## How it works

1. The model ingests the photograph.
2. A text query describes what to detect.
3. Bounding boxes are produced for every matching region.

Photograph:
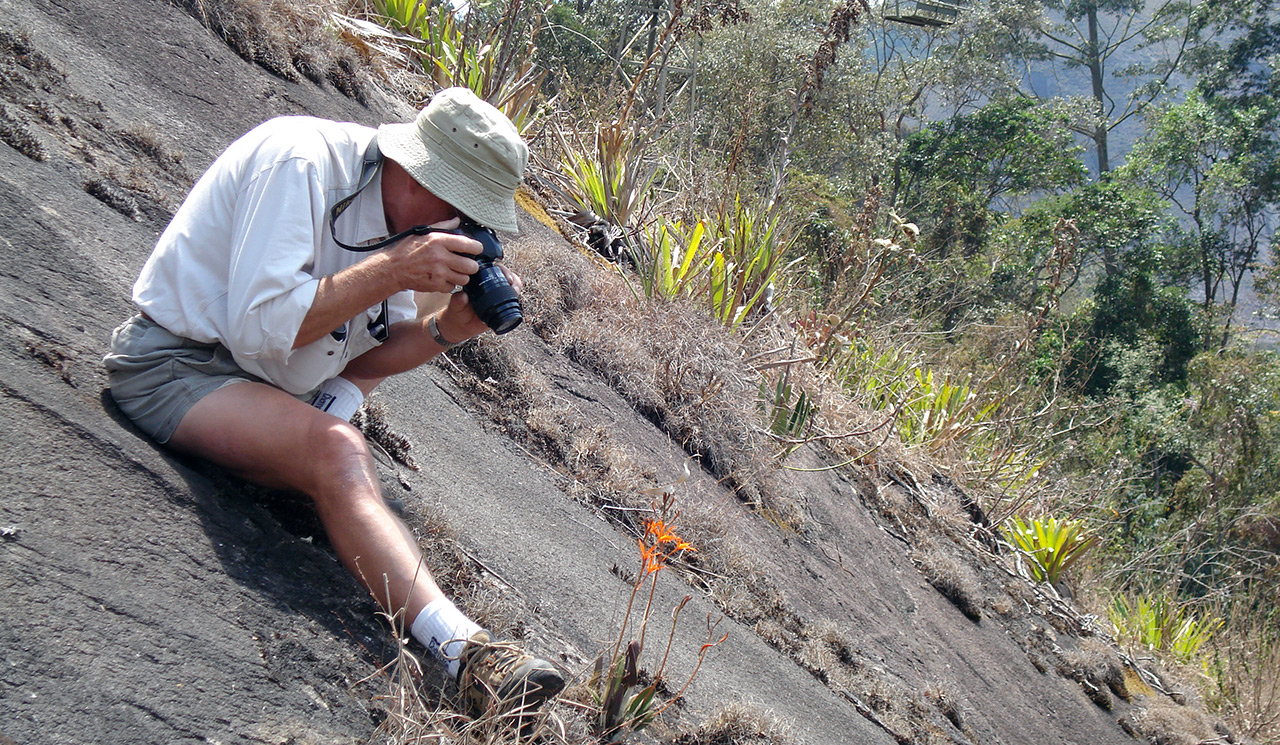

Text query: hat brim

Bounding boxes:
[378,122,520,233]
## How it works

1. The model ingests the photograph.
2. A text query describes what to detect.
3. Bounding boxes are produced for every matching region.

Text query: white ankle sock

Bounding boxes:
[309,376,364,421]
[411,597,482,678]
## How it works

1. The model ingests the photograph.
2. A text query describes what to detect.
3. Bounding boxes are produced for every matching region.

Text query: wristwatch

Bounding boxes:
[428,315,456,349]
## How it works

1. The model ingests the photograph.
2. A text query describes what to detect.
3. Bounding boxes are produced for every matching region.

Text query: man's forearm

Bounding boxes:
[294,253,405,350]
[294,228,483,350]
[339,317,449,381]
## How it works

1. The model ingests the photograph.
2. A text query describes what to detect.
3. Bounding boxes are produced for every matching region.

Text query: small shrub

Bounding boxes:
[554,119,659,251]
[1002,514,1097,585]
[1119,698,1219,745]
[1057,640,1124,710]
[1109,594,1222,665]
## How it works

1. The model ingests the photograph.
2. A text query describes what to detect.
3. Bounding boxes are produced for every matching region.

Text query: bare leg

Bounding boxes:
[169,381,442,623]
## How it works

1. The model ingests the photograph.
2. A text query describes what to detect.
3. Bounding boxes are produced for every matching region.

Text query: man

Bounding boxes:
[104,88,565,717]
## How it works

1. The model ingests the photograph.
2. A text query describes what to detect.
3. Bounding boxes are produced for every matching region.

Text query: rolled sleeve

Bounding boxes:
[386,289,418,325]
[223,158,327,363]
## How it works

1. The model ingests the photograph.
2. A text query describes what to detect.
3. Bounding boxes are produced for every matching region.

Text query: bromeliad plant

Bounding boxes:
[636,218,716,300]
[367,0,545,132]
[1003,514,1097,586]
[707,197,798,330]
[1109,594,1223,665]
[555,118,662,252]
[593,492,728,742]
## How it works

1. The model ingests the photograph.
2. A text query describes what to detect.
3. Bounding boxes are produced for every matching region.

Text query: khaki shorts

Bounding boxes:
[104,315,266,444]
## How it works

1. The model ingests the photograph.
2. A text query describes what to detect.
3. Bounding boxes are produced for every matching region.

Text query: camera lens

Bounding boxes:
[465,263,523,334]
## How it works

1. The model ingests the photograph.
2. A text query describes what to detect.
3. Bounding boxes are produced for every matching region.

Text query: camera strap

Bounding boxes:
[326,136,403,341]
[328,135,464,253]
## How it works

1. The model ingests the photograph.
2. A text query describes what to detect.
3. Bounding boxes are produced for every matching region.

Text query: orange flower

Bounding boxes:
[638,519,696,576]
[638,538,661,575]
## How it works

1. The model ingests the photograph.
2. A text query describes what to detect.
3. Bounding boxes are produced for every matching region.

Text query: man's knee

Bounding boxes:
[304,418,377,491]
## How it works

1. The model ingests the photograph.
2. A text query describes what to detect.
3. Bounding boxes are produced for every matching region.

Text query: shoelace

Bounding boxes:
[471,639,530,681]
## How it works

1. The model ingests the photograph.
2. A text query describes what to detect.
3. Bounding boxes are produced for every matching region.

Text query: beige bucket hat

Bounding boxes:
[378,87,528,233]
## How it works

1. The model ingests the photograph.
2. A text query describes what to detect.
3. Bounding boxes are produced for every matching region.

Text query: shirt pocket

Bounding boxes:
[343,301,389,362]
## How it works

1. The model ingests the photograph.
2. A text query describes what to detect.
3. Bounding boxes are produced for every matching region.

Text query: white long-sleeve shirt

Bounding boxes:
[134,116,416,395]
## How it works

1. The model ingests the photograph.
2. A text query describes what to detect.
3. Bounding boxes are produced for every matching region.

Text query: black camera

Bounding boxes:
[457,219,522,335]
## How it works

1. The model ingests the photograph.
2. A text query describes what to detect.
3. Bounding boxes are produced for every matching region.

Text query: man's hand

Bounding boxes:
[386,217,484,294]
[339,264,523,382]
[432,265,524,345]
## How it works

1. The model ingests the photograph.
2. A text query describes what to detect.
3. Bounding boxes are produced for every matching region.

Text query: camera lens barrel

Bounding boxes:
[457,220,523,335]
[465,264,522,334]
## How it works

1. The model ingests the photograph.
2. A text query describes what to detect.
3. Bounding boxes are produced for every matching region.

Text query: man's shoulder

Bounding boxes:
[253,116,373,140]
[230,117,375,171]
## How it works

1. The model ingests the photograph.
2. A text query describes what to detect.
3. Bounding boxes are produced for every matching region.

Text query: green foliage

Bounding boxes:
[895,368,1002,448]
[829,338,1016,462]
[1109,594,1222,664]
[1096,349,1280,601]
[706,197,795,330]
[636,218,714,300]
[597,641,659,741]
[899,96,1087,207]
[827,338,920,398]
[1004,179,1201,396]
[1003,515,1097,585]
[1085,274,1200,396]
[368,0,545,131]
[1189,0,1280,113]
[1025,0,1197,172]
[534,2,609,93]
[762,376,818,438]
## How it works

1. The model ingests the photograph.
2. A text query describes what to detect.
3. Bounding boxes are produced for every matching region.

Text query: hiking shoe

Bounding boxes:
[455,630,565,717]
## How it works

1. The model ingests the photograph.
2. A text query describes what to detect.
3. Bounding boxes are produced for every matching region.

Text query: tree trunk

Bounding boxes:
[646,0,662,60]
[1086,6,1110,173]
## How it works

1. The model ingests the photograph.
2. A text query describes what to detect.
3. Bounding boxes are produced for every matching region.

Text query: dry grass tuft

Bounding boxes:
[119,123,187,179]
[508,236,596,337]
[922,683,967,734]
[669,701,798,745]
[558,294,802,526]
[1056,639,1123,710]
[911,543,984,622]
[0,105,46,161]
[354,400,419,470]
[177,0,370,102]
[83,176,141,220]
[1118,698,1221,745]
[510,231,806,527]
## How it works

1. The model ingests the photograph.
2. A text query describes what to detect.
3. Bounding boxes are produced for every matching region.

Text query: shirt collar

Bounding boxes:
[348,163,389,246]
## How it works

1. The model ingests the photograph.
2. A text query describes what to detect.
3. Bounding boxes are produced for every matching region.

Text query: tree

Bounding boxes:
[1007,178,1198,393]
[897,96,1088,255]
[1120,90,1279,348]
[1026,0,1202,173]
[1188,0,1280,111]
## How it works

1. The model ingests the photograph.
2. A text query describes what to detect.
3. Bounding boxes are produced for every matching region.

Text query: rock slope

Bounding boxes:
[0,1,1209,743]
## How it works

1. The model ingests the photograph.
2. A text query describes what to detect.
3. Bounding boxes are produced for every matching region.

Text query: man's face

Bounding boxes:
[383,159,458,233]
